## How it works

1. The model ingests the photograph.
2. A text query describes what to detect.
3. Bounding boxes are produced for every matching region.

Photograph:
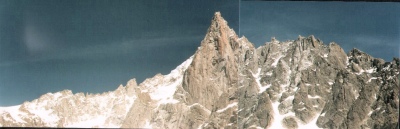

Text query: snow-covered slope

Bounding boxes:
[0,56,194,128]
[139,55,193,106]
[0,87,135,127]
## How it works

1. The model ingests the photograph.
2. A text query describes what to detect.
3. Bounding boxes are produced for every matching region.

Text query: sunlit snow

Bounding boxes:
[320,112,326,117]
[0,105,26,123]
[143,120,152,128]
[269,101,296,129]
[323,54,328,58]
[368,77,377,83]
[272,55,283,67]
[308,95,321,99]
[146,56,193,106]
[249,68,271,94]
[216,102,238,113]
[298,114,322,129]
[66,115,109,128]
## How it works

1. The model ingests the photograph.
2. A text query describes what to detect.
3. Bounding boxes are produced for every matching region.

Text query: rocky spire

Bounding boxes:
[209,12,229,33]
[181,11,240,112]
[201,12,238,56]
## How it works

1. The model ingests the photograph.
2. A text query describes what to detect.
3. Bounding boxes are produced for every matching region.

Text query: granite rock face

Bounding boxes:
[1,12,398,129]
[121,12,241,129]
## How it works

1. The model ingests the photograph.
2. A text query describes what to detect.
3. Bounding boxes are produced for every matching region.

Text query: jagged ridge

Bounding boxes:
[0,12,398,129]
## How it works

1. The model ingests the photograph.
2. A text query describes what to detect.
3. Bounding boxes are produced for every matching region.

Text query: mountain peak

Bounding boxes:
[214,11,222,19]
[1,12,398,129]
[209,12,230,33]
[181,12,240,111]
[212,12,224,24]
[199,12,238,57]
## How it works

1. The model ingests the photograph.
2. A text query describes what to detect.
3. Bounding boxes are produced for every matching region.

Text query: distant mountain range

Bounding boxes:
[1,12,398,129]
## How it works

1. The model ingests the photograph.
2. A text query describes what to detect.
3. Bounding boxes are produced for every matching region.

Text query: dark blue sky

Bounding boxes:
[240,1,399,61]
[0,0,238,106]
[0,1,399,106]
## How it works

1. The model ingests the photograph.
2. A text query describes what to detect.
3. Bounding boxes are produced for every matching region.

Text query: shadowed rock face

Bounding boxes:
[1,12,398,129]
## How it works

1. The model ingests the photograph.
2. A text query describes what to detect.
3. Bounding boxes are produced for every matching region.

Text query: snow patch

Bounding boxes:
[250,68,270,93]
[272,55,283,67]
[285,95,295,101]
[298,107,306,111]
[323,54,328,58]
[365,68,376,73]
[150,79,181,105]
[216,102,238,113]
[368,77,377,83]
[356,69,365,75]
[28,105,58,125]
[188,103,211,114]
[354,90,359,99]
[248,125,264,129]
[125,95,137,115]
[308,95,321,99]
[269,101,296,129]
[146,56,194,106]
[143,120,153,128]
[52,92,63,99]
[382,65,391,71]
[298,114,322,129]
[293,87,299,92]
[0,105,26,123]
[66,115,108,128]
[259,84,271,94]
[368,111,373,116]
[265,71,273,76]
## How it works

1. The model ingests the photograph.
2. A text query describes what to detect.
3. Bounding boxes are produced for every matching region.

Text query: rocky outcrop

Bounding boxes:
[0,12,398,129]
[235,32,398,129]
[121,12,241,129]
